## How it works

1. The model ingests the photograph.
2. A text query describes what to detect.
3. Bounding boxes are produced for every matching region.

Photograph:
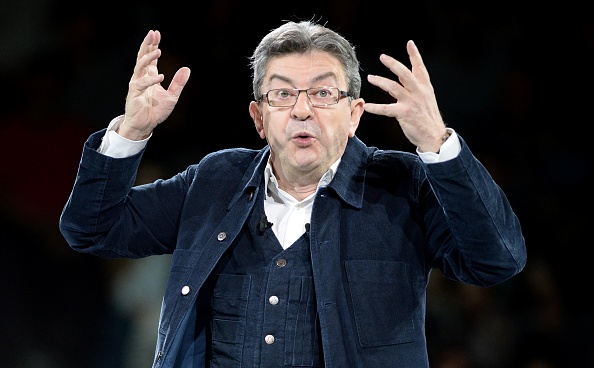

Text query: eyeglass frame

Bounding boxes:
[258,87,352,107]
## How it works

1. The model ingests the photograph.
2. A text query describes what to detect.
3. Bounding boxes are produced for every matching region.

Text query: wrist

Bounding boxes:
[419,131,450,153]
[117,122,152,141]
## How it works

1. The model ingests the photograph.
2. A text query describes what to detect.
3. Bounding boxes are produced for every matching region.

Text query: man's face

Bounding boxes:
[249,51,364,182]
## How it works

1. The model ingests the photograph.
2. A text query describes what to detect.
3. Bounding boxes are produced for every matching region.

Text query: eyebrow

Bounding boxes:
[267,71,339,87]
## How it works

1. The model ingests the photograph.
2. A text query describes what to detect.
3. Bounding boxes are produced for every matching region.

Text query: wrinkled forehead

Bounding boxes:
[263,51,347,89]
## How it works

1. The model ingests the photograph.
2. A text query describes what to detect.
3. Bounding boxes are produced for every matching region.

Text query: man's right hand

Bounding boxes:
[118,30,191,141]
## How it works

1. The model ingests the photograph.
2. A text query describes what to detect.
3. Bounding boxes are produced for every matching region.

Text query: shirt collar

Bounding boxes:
[264,157,341,199]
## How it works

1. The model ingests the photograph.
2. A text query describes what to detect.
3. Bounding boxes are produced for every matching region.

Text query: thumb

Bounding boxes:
[168,67,191,97]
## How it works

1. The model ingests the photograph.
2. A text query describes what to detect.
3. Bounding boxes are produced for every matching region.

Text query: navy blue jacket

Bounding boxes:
[60,130,526,367]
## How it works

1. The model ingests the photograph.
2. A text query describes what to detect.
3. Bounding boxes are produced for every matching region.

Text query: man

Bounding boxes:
[60,20,526,367]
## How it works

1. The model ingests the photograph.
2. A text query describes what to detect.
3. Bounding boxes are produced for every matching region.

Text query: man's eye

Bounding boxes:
[277,90,292,98]
[317,89,329,98]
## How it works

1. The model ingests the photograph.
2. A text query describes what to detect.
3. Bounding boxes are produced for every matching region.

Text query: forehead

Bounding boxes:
[264,50,346,87]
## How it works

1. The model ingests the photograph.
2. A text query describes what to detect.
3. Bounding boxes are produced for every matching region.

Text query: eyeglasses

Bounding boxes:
[260,87,351,107]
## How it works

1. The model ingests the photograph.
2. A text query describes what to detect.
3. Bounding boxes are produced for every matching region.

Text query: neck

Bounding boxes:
[271,163,322,201]
[276,178,318,202]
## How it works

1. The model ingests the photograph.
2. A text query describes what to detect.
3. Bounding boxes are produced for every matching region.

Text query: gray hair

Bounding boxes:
[249,20,361,101]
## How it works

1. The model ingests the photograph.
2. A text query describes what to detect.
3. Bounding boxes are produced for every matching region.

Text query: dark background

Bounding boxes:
[1,1,592,367]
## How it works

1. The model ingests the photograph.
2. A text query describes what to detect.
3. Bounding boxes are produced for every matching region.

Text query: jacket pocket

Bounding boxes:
[210,274,251,367]
[211,273,251,342]
[345,260,414,347]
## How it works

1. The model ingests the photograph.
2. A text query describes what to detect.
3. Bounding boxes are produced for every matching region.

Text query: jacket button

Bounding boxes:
[264,334,275,344]
[181,285,190,295]
[268,295,279,305]
[217,232,227,241]
[276,258,287,267]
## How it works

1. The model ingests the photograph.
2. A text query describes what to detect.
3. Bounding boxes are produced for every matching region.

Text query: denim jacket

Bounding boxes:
[60,130,526,367]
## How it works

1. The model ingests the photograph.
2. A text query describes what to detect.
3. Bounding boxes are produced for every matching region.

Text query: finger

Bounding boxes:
[128,73,165,99]
[366,73,406,101]
[362,102,399,117]
[152,30,161,69]
[129,51,164,95]
[134,73,165,92]
[377,53,414,87]
[407,40,430,84]
[136,30,161,71]
[132,48,162,79]
[167,67,191,98]
[137,30,154,61]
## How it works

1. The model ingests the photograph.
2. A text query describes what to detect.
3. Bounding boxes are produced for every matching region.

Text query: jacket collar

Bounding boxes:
[326,136,368,210]
[228,137,369,210]
[227,146,270,210]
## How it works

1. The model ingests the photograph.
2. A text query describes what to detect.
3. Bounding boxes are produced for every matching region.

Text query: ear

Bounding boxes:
[249,101,266,139]
[348,98,365,138]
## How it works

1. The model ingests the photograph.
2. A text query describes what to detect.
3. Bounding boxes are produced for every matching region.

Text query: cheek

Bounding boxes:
[262,119,285,144]
[331,114,355,139]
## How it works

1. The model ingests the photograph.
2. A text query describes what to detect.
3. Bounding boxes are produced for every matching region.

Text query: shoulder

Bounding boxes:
[184,147,267,179]
[348,136,421,171]
[200,147,262,165]
[365,146,423,177]
[367,147,419,166]
[343,137,426,190]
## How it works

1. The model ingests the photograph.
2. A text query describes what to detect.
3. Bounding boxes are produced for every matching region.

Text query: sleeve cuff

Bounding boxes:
[98,115,150,158]
[417,128,460,164]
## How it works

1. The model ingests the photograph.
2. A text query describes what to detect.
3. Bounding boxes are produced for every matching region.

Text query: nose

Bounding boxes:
[291,90,312,120]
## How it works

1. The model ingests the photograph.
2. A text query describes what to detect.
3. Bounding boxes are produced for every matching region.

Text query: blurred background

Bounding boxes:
[1,1,592,367]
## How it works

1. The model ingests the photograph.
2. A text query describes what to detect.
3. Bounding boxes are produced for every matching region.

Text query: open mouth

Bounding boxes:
[292,132,315,146]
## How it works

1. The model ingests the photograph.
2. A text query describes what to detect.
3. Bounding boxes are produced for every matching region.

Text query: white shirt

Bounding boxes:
[99,115,461,249]
[263,158,338,249]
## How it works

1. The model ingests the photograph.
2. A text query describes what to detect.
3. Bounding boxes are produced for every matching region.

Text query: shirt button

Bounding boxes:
[264,335,275,344]
[181,285,190,295]
[276,259,287,267]
[217,232,227,241]
[268,295,279,305]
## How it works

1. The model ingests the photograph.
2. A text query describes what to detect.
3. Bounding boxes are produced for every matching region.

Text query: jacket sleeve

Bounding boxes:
[422,135,527,287]
[59,130,189,259]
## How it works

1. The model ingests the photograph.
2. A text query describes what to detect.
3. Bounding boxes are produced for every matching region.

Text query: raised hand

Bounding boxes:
[119,30,191,141]
[364,41,448,153]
